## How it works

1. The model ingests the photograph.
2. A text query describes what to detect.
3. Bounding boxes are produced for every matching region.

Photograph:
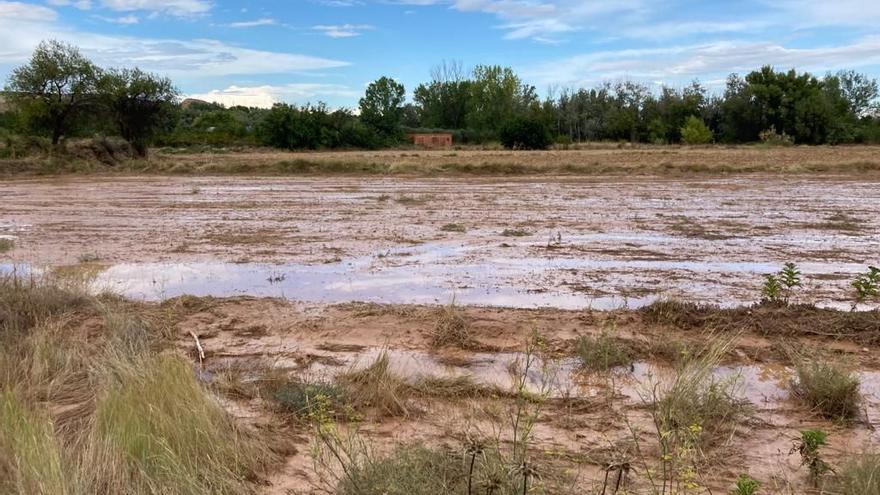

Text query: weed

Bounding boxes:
[828,451,880,495]
[430,300,474,349]
[762,263,802,304]
[792,361,861,420]
[440,223,467,233]
[501,228,531,237]
[338,351,409,417]
[271,380,348,418]
[731,474,760,495]
[574,330,633,372]
[852,266,880,309]
[794,429,831,486]
[77,252,101,263]
[0,238,13,253]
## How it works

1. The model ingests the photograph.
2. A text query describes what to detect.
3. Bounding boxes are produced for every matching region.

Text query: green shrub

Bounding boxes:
[680,116,713,144]
[271,381,348,418]
[499,116,551,150]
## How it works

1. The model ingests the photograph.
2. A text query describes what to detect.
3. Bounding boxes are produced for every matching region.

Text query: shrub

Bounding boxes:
[574,331,633,371]
[792,361,861,420]
[337,444,467,495]
[499,116,552,150]
[680,116,713,144]
[0,238,13,253]
[338,351,409,416]
[759,126,795,146]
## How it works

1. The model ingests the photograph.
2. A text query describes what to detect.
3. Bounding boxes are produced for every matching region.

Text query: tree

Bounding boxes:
[359,77,406,137]
[6,40,100,144]
[834,70,879,117]
[680,116,713,144]
[499,116,551,150]
[99,68,178,156]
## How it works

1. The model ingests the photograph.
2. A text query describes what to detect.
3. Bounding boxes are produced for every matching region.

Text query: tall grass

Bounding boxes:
[338,351,410,417]
[828,452,880,495]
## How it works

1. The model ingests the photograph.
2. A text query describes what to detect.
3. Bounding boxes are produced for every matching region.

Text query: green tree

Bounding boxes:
[6,40,100,144]
[680,115,713,144]
[499,116,551,150]
[99,68,178,156]
[359,77,406,137]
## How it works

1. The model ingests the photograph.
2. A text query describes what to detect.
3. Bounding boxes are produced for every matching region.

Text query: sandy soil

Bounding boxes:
[1,174,878,307]
[164,297,880,494]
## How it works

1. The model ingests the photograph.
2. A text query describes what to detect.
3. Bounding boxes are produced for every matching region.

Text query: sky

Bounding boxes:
[1,0,880,109]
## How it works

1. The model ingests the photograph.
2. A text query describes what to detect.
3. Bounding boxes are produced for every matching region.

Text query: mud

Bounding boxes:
[2,175,879,308]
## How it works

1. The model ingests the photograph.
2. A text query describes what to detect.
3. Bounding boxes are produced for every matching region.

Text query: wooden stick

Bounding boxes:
[189,331,205,368]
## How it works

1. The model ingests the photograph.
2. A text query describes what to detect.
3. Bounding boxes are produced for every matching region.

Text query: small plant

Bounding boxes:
[574,330,633,372]
[440,223,467,233]
[272,381,348,418]
[792,360,861,420]
[851,266,880,309]
[680,116,713,145]
[501,228,531,237]
[731,474,760,495]
[338,351,409,417]
[761,263,802,304]
[0,238,14,253]
[794,429,831,486]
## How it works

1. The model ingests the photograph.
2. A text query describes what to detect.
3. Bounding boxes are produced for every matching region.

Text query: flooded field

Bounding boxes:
[2,175,879,309]
[2,170,880,494]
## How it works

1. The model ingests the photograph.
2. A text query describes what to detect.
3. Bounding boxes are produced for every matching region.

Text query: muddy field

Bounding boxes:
[2,160,880,494]
[1,174,878,308]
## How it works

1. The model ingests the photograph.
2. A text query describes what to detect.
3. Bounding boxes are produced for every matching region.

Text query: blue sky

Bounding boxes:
[1,0,879,108]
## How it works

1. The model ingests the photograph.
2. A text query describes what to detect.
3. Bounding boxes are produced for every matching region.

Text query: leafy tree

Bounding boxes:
[680,116,713,144]
[99,68,178,156]
[6,40,100,144]
[499,116,551,150]
[359,77,406,137]
[468,65,538,133]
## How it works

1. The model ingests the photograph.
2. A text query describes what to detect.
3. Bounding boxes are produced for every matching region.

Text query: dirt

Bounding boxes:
[2,174,879,308]
[2,165,880,493]
[161,297,880,494]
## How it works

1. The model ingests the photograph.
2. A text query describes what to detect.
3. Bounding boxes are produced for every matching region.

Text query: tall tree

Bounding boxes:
[6,40,100,144]
[99,68,178,156]
[359,77,406,136]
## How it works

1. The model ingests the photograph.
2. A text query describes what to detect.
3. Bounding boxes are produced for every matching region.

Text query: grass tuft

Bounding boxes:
[338,351,410,417]
[792,361,861,420]
[829,452,880,495]
[271,380,349,418]
[0,238,13,254]
[439,223,467,233]
[574,331,633,371]
[430,300,474,349]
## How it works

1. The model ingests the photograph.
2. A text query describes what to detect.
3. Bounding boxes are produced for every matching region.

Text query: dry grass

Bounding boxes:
[7,146,880,177]
[429,300,474,349]
[0,274,276,494]
[792,361,861,420]
[574,331,634,371]
[828,452,880,495]
[338,351,410,417]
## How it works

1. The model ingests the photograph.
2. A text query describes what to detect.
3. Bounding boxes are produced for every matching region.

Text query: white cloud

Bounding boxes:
[0,16,350,79]
[94,13,139,23]
[312,23,373,38]
[47,0,93,9]
[98,0,211,16]
[770,0,880,27]
[524,36,880,88]
[187,83,359,108]
[226,18,276,28]
[0,1,58,21]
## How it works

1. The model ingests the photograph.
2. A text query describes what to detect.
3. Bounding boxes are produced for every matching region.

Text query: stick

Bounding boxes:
[189,331,205,368]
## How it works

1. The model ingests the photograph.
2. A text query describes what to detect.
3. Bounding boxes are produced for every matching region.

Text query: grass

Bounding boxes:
[439,223,467,233]
[0,274,276,494]
[430,300,474,349]
[409,374,498,399]
[501,228,531,237]
[336,444,467,495]
[271,380,349,418]
[0,238,13,253]
[338,351,410,417]
[651,337,748,448]
[574,331,634,371]
[828,452,880,495]
[792,361,861,420]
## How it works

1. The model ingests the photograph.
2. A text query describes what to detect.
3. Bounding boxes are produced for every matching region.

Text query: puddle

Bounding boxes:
[1,240,873,310]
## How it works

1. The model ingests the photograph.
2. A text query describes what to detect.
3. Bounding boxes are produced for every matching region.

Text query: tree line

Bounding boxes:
[2,40,879,155]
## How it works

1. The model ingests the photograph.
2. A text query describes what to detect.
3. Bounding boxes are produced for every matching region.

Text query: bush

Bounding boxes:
[271,381,348,418]
[829,452,880,495]
[680,115,713,144]
[499,116,551,150]
[792,361,861,420]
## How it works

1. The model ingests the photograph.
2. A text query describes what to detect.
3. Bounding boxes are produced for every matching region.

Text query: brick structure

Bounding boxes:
[408,133,453,148]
